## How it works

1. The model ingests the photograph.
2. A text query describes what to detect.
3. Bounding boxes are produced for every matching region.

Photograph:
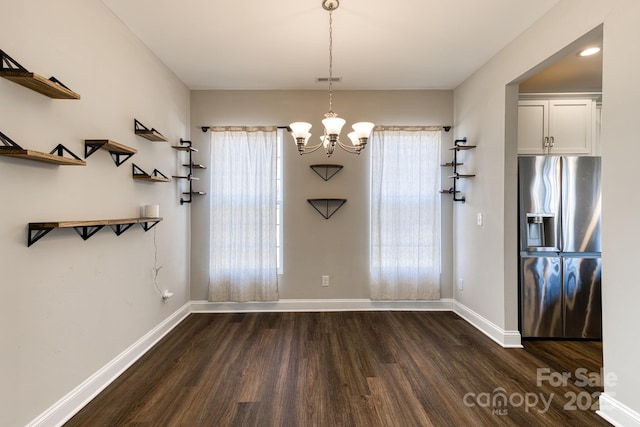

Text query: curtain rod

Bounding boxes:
[202,125,451,132]
[201,126,279,132]
[374,125,451,132]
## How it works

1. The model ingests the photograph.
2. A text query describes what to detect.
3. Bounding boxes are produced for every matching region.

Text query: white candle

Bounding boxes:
[144,204,159,218]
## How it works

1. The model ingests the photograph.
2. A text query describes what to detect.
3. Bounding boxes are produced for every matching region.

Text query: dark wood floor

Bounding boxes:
[65,312,609,426]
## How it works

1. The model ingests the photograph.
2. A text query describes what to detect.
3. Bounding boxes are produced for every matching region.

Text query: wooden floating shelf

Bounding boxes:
[440,189,461,194]
[0,50,80,99]
[134,119,167,141]
[449,174,476,179]
[84,139,137,166]
[133,175,170,182]
[132,163,170,182]
[441,162,463,167]
[172,175,200,181]
[182,191,206,196]
[135,129,167,141]
[0,71,81,99]
[0,147,85,166]
[172,145,197,152]
[449,145,477,151]
[183,163,206,169]
[28,217,163,246]
[0,131,85,166]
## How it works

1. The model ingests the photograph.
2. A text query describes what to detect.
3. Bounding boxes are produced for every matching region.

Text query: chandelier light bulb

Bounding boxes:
[322,116,346,137]
[347,132,360,146]
[352,122,375,139]
[289,122,312,139]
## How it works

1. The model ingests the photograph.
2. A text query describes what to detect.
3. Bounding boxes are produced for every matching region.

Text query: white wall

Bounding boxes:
[453,0,640,421]
[599,0,640,421]
[0,1,190,425]
[189,90,453,301]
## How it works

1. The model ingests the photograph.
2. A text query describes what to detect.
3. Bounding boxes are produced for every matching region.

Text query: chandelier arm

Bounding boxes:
[336,139,362,154]
[298,142,324,155]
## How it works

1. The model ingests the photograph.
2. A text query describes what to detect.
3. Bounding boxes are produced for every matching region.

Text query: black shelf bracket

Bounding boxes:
[109,151,134,167]
[84,141,134,167]
[140,219,161,232]
[0,130,23,149]
[310,164,343,181]
[111,222,136,236]
[0,49,28,72]
[74,225,104,241]
[27,226,54,247]
[49,144,83,161]
[307,198,347,220]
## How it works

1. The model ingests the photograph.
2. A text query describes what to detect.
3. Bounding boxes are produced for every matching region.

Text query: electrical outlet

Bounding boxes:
[457,279,464,291]
[477,212,483,226]
[322,275,330,287]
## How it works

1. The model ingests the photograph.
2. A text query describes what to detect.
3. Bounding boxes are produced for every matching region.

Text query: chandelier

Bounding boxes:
[289,0,374,157]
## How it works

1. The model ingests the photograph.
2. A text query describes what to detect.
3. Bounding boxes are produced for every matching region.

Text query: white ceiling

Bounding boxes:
[102,0,561,90]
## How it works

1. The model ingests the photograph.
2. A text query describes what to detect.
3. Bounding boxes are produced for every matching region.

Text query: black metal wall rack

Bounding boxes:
[172,139,206,204]
[440,137,476,203]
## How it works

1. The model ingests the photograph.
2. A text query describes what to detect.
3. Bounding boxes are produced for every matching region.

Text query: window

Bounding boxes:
[369,129,441,300]
[208,127,279,302]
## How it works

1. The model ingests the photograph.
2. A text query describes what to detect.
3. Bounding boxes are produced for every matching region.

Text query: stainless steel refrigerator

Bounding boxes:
[518,156,602,339]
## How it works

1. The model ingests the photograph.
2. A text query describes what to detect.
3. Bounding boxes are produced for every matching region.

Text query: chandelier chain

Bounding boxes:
[328,8,333,114]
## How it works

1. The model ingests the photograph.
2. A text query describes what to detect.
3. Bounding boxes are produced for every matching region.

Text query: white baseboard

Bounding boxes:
[27,302,192,427]
[190,298,454,313]
[598,393,640,427]
[453,300,523,348]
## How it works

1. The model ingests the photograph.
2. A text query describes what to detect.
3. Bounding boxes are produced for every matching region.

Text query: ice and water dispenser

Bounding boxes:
[525,213,556,250]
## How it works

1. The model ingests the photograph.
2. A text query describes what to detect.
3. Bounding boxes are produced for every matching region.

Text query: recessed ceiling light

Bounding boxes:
[579,47,601,57]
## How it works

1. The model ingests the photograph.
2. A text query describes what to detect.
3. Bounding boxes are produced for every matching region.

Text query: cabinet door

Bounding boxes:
[517,100,548,154]
[548,99,593,154]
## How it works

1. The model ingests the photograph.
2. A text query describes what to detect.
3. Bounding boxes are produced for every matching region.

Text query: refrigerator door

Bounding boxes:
[518,156,561,252]
[561,156,601,253]
[520,254,563,338]
[563,256,602,339]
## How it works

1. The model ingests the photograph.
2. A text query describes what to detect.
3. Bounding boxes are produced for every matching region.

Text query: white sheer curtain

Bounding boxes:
[370,128,441,300]
[209,127,279,302]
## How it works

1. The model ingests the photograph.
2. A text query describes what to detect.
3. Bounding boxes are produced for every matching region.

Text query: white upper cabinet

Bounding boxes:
[518,98,596,155]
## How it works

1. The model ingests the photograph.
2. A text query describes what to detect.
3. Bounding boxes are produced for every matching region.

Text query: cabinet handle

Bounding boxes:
[543,136,549,148]
[549,136,555,147]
